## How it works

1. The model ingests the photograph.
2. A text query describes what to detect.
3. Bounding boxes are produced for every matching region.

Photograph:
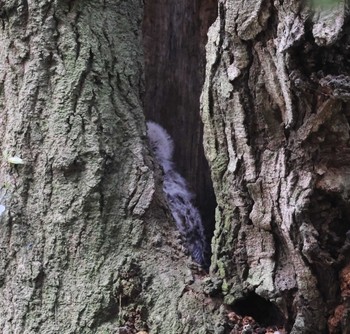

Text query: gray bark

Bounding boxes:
[201,0,350,332]
[1,0,350,333]
[0,1,219,333]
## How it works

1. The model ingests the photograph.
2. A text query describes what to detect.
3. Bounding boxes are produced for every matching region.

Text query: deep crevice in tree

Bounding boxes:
[307,190,350,306]
[232,292,286,328]
[289,21,350,78]
[142,0,218,263]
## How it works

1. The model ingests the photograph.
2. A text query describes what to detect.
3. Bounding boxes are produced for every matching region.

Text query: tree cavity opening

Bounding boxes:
[231,292,285,327]
[142,0,218,266]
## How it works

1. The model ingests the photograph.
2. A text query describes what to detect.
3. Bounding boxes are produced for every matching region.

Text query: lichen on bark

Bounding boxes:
[1,0,350,333]
[201,0,350,332]
[0,1,220,333]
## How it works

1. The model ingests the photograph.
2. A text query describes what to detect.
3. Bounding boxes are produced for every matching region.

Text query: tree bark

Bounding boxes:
[201,0,350,332]
[0,1,218,333]
[1,0,350,333]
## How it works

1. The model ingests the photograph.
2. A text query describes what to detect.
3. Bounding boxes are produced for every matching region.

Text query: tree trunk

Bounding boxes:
[1,0,350,333]
[201,0,350,332]
[0,1,218,333]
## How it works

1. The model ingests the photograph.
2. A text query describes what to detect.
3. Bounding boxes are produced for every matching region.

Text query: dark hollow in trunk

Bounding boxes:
[143,0,218,249]
[232,292,286,328]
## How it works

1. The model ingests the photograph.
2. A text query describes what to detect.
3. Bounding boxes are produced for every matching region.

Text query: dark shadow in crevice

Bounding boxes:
[232,292,285,327]
[143,0,218,265]
[306,190,350,306]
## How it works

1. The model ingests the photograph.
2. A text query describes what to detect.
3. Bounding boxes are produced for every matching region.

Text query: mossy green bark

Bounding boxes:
[0,1,221,333]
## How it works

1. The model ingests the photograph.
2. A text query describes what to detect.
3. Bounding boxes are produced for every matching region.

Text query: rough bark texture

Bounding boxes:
[0,1,220,333]
[201,0,350,332]
[2,0,350,333]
